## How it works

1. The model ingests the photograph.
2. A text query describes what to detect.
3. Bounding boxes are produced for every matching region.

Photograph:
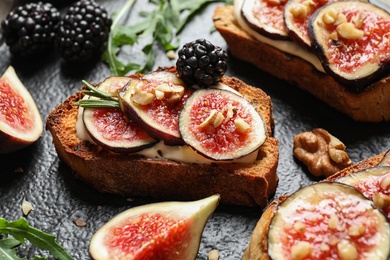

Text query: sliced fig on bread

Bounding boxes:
[268,182,390,259]
[119,71,193,145]
[179,88,267,161]
[241,0,290,40]
[284,0,337,49]
[308,1,390,91]
[337,166,390,220]
[83,77,157,153]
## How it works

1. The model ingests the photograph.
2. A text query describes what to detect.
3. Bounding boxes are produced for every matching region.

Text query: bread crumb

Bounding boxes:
[166,50,176,60]
[22,200,33,216]
[15,167,24,173]
[208,249,219,260]
[72,218,87,227]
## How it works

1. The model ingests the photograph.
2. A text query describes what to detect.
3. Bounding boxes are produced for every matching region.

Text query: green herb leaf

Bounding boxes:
[75,99,121,109]
[103,0,231,76]
[0,218,73,260]
[0,238,23,260]
[74,80,121,109]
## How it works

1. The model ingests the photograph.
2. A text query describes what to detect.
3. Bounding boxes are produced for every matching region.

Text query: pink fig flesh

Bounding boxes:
[89,194,220,260]
[0,66,43,153]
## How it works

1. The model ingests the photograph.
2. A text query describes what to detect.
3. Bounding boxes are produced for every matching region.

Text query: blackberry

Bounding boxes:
[1,2,60,57]
[176,39,228,88]
[55,0,111,62]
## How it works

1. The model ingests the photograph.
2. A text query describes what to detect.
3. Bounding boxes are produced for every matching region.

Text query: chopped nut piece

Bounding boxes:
[155,89,165,100]
[224,104,236,122]
[213,112,225,128]
[72,218,87,227]
[154,84,185,104]
[320,243,330,251]
[348,225,365,237]
[328,214,339,229]
[322,8,339,24]
[290,4,308,19]
[337,240,358,260]
[199,109,218,128]
[291,241,312,260]
[208,249,219,260]
[155,83,172,93]
[380,174,390,190]
[337,22,364,40]
[294,221,306,232]
[131,90,155,105]
[22,200,33,216]
[303,0,315,12]
[353,12,364,28]
[334,13,347,26]
[372,192,390,211]
[293,128,353,177]
[234,117,250,133]
[166,50,176,60]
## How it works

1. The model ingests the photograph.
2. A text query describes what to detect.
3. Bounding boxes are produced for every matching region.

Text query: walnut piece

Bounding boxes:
[293,128,353,177]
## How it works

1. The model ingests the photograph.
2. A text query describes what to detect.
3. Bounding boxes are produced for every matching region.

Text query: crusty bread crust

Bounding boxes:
[242,151,388,258]
[213,5,390,122]
[46,69,279,207]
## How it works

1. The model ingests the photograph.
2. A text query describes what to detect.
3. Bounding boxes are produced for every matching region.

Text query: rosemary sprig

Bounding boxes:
[74,80,121,109]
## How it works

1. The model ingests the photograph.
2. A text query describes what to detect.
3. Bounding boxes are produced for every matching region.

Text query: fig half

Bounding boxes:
[308,1,390,91]
[241,0,290,40]
[119,71,193,145]
[268,182,390,260]
[0,66,43,153]
[179,88,267,161]
[89,194,220,260]
[83,77,157,154]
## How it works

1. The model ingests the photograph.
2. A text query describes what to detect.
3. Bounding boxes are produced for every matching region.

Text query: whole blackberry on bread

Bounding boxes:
[1,2,60,57]
[55,0,111,62]
[176,39,228,88]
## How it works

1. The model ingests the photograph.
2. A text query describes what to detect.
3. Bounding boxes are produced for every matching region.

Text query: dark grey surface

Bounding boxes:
[0,1,389,259]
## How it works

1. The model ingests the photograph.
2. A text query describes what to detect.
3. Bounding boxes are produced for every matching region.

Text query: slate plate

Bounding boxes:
[0,1,389,259]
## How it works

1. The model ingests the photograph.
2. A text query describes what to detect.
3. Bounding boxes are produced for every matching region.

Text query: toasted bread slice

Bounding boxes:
[213,5,390,122]
[46,69,279,207]
[242,151,389,259]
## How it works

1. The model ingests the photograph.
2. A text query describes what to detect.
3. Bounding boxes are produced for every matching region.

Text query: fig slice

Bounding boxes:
[83,76,158,153]
[179,88,267,161]
[284,0,337,49]
[119,71,193,146]
[241,0,290,40]
[0,66,43,153]
[268,182,390,260]
[89,194,220,260]
[336,166,390,220]
[308,1,390,91]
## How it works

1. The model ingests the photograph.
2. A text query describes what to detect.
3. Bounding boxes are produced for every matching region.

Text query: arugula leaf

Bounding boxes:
[0,238,23,260]
[103,0,231,76]
[0,218,73,260]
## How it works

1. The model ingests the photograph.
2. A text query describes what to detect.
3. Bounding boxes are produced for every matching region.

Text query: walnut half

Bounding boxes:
[293,128,353,177]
